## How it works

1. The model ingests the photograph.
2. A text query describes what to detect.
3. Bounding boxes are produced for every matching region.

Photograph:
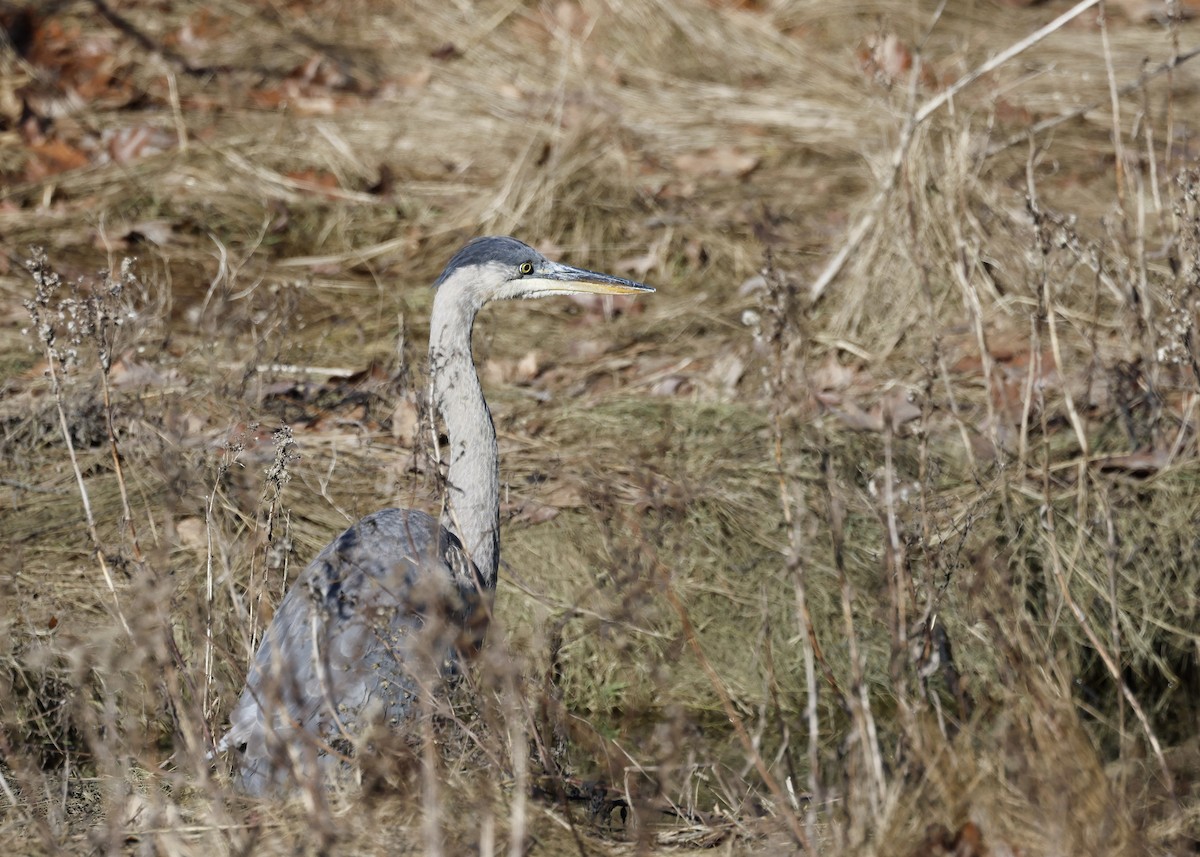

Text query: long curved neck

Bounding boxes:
[428,286,499,587]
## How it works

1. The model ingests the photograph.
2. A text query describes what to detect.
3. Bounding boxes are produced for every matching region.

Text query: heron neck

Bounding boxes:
[428,289,499,587]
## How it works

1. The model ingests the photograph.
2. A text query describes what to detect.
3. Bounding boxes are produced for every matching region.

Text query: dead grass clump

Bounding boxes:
[4,1,1200,855]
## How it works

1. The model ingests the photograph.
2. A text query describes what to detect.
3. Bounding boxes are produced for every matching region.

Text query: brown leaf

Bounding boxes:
[817,392,884,432]
[904,821,987,857]
[709,352,745,396]
[168,9,232,54]
[430,42,461,61]
[285,169,343,198]
[515,350,542,384]
[650,376,689,396]
[810,355,859,393]
[390,396,420,444]
[518,503,561,524]
[24,138,89,180]
[507,483,584,524]
[545,483,584,508]
[389,67,432,96]
[103,126,177,165]
[874,386,922,431]
[113,220,175,247]
[674,146,759,179]
[567,292,645,322]
[567,339,608,361]
[176,517,207,551]
[857,33,913,85]
[857,33,938,90]
[1094,450,1168,478]
[483,358,513,386]
[287,54,350,90]
[108,356,179,388]
[24,16,136,109]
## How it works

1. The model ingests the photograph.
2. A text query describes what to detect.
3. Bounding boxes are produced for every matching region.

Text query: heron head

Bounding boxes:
[434,236,654,307]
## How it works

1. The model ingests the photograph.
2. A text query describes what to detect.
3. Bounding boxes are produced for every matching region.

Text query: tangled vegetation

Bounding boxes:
[1,1,1199,854]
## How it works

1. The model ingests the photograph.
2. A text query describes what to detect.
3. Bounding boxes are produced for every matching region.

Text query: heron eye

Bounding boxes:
[518,261,534,275]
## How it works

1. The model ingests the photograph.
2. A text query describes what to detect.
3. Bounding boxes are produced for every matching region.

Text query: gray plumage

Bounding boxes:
[219,236,653,794]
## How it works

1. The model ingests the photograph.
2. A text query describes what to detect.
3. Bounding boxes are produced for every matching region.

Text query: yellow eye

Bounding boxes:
[519,261,534,275]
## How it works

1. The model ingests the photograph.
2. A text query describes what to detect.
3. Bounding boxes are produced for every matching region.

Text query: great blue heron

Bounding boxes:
[218,236,654,794]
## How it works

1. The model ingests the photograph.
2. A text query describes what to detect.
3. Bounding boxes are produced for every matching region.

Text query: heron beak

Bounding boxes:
[537,261,655,295]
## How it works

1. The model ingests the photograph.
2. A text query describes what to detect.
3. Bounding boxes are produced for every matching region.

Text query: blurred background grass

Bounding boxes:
[2,0,1200,853]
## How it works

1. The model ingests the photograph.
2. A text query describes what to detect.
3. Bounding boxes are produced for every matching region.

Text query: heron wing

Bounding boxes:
[221,508,488,794]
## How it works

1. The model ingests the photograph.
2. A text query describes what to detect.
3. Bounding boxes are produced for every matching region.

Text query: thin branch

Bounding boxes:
[47,349,132,638]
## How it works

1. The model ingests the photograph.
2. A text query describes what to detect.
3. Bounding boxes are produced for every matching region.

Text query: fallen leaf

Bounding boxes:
[816,386,920,434]
[168,9,233,54]
[288,54,350,90]
[518,502,561,524]
[650,375,689,396]
[430,42,461,61]
[567,292,645,322]
[24,138,89,180]
[391,66,432,95]
[23,15,137,109]
[675,146,759,179]
[103,125,177,165]
[285,169,343,198]
[857,33,913,86]
[811,355,860,393]
[515,350,542,383]
[738,274,767,296]
[857,33,939,90]
[506,482,585,524]
[117,220,175,247]
[108,356,180,388]
[391,396,420,443]
[567,339,608,361]
[1094,450,1168,477]
[176,517,207,550]
[484,358,513,386]
[616,250,659,280]
[817,392,883,432]
[876,385,922,430]
[904,821,987,857]
[709,352,745,396]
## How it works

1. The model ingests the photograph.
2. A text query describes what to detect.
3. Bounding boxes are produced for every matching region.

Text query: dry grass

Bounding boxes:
[2,0,1200,854]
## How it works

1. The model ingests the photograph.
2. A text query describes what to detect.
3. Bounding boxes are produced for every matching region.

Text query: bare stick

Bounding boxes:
[505,665,528,857]
[827,456,886,822]
[43,345,132,638]
[98,357,142,562]
[1099,3,1128,212]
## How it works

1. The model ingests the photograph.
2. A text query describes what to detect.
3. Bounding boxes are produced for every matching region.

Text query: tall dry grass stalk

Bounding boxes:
[3,1,1200,855]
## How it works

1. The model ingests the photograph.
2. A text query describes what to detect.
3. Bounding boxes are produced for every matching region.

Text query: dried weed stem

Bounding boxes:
[22,249,132,637]
[657,568,811,851]
[810,0,1102,302]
